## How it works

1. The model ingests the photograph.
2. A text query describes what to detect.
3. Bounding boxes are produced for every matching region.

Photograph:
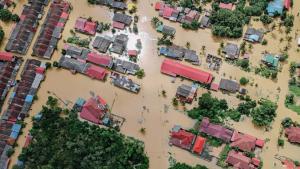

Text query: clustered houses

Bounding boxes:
[0,52,22,105]
[91,0,127,10]
[0,0,12,9]
[0,59,46,168]
[93,34,129,55]
[169,125,208,157]
[160,59,213,85]
[5,0,48,54]
[199,118,264,169]
[159,45,199,65]
[154,1,200,24]
[112,13,133,30]
[156,23,176,36]
[110,72,140,93]
[176,84,197,103]
[74,17,97,36]
[32,0,71,59]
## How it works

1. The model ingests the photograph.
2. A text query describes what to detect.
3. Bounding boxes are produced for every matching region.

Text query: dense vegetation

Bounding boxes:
[18,97,149,169]
[169,162,208,169]
[0,28,4,44]
[0,9,19,22]
[210,0,268,38]
[251,99,277,127]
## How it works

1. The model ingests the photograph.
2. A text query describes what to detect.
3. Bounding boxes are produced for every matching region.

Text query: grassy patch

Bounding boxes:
[287,104,300,115]
[289,85,300,97]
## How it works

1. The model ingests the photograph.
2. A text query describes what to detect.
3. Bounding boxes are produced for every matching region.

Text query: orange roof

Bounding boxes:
[0,52,14,62]
[192,136,206,154]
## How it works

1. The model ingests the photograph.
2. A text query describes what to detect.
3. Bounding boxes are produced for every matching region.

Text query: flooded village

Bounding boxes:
[0,0,300,169]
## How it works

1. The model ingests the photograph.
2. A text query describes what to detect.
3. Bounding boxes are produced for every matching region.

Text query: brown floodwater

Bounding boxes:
[1,0,300,169]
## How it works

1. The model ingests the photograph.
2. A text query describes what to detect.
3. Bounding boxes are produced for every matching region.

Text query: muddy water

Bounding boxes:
[1,0,300,169]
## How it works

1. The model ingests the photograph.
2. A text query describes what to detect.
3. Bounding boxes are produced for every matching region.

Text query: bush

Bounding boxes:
[281,117,293,128]
[45,62,52,69]
[53,61,59,67]
[135,69,145,79]
[278,138,284,147]
[11,14,20,22]
[6,148,14,157]
[0,28,4,44]
[261,39,268,45]
[260,14,273,24]
[285,94,295,106]
[251,99,277,127]
[0,9,12,22]
[239,77,249,85]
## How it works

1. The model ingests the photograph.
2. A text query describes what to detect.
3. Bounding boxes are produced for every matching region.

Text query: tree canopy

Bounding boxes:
[19,97,149,169]
[251,99,277,127]
[169,162,208,169]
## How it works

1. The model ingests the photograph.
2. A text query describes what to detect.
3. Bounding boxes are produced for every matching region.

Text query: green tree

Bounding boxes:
[281,117,293,128]
[239,77,249,85]
[0,9,12,22]
[0,28,4,43]
[251,99,277,127]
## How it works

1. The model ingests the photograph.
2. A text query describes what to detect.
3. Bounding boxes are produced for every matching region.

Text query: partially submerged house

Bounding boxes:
[267,0,284,16]
[113,58,140,75]
[159,45,199,64]
[230,130,264,152]
[156,24,176,36]
[226,150,260,169]
[223,43,240,59]
[199,117,233,142]
[219,79,240,93]
[112,13,132,29]
[74,17,97,35]
[85,65,107,81]
[92,36,113,53]
[244,28,264,43]
[176,84,197,103]
[110,72,140,93]
[32,0,71,59]
[199,15,211,29]
[5,1,47,54]
[261,54,279,68]
[80,96,108,124]
[59,56,89,73]
[169,125,196,150]
[86,52,113,68]
[111,34,128,55]
[285,127,300,144]
[161,59,213,85]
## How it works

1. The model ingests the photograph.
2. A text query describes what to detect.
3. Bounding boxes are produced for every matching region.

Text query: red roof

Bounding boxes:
[113,21,125,30]
[84,21,97,35]
[285,127,300,143]
[85,65,107,80]
[252,158,260,167]
[255,139,264,148]
[75,17,86,31]
[163,7,174,18]
[60,12,69,19]
[284,0,291,9]
[230,130,257,152]
[87,52,112,67]
[57,22,65,28]
[24,134,33,148]
[210,83,219,91]
[226,150,252,169]
[192,136,206,154]
[219,3,233,10]
[170,129,195,150]
[0,52,14,62]
[128,50,138,57]
[161,59,213,84]
[154,2,164,10]
[80,96,107,124]
[35,67,45,74]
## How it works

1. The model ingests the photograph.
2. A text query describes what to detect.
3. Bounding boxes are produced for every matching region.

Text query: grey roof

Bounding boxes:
[0,145,12,169]
[113,13,132,25]
[176,84,193,98]
[184,49,199,64]
[199,16,210,28]
[223,43,240,59]
[111,73,140,93]
[66,45,83,57]
[113,59,140,74]
[111,1,127,9]
[114,34,128,45]
[92,36,112,53]
[59,56,89,73]
[162,25,176,35]
[219,79,240,93]
[111,43,125,55]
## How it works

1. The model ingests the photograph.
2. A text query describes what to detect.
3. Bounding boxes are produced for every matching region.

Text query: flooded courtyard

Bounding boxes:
[1,0,300,168]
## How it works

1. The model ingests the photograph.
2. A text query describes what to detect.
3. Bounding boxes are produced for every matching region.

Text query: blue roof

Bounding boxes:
[25,95,34,103]
[34,113,42,120]
[12,123,21,132]
[10,131,19,139]
[249,34,260,42]
[267,0,284,16]
[75,98,86,107]
[102,117,110,125]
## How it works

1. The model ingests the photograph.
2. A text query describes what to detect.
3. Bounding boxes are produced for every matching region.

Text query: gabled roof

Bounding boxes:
[226,150,254,169]
[112,21,125,30]
[230,130,257,152]
[199,117,233,142]
[219,78,240,93]
[87,52,112,67]
[0,52,14,62]
[161,59,213,84]
[170,127,195,150]
[85,65,107,80]
[192,136,206,154]
[155,2,164,10]
[80,96,107,124]
[285,127,300,143]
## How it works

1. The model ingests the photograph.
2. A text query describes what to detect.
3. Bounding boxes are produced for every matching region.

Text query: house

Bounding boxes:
[128,50,138,57]
[184,49,199,65]
[59,56,88,73]
[92,36,113,53]
[80,96,108,124]
[111,34,128,55]
[161,59,213,85]
[184,10,200,23]
[113,21,125,30]
[154,2,165,10]
[111,1,126,10]
[192,136,206,155]
[169,125,195,150]
[85,65,107,81]
[199,117,233,142]
[230,130,257,152]
[110,72,140,93]
[226,150,258,169]
[199,15,210,29]
[261,54,279,68]
[74,17,97,35]
[223,43,240,59]
[284,0,291,10]
[112,13,132,26]
[210,83,219,91]
[0,52,14,62]
[159,46,185,60]
[285,127,300,144]
[219,79,240,93]
[267,0,284,16]
[113,59,140,74]
[156,24,176,36]
[176,84,197,103]
[219,3,233,10]
[86,52,113,68]
[244,28,264,43]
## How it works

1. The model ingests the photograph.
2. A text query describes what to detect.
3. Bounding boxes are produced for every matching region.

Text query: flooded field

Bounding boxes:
[1,0,300,169]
